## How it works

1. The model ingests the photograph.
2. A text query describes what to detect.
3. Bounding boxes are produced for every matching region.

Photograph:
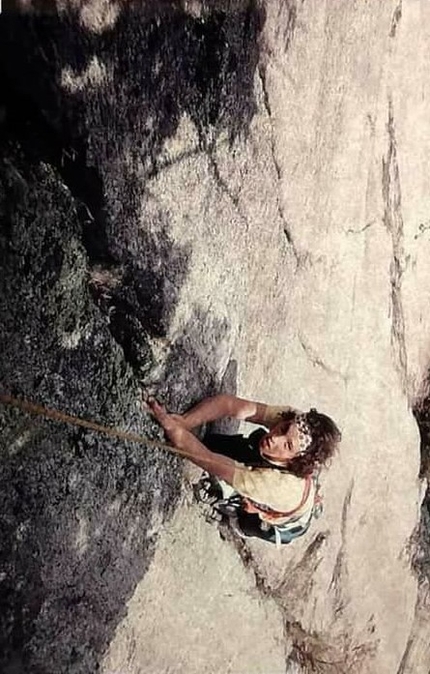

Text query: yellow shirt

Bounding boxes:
[232,464,313,520]
[232,405,313,522]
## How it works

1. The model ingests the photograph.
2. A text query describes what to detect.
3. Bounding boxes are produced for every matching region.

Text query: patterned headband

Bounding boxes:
[295,413,313,455]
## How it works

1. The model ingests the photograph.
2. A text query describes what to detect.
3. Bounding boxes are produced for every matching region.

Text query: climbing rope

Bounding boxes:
[0,392,214,467]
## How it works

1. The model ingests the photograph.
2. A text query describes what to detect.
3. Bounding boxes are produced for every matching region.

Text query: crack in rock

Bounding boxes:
[330,480,354,617]
[396,587,430,674]
[346,220,377,235]
[390,0,402,38]
[148,145,202,179]
[397,635,414,674]
[205,146,249,227]
[299,334,348,383]
[275,0,299,53]
[382,97,408,394]
[257,64,304,267]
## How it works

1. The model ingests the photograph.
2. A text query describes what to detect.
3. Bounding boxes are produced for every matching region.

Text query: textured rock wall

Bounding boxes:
[0,148,183,672]
[0,3,282,673]
[1,1,430,673]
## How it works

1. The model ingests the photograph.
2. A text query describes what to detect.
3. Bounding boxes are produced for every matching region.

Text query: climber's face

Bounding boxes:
[258,420,300,465]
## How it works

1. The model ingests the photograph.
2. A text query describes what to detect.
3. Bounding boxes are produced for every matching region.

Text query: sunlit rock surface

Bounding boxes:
[1,1,429,673]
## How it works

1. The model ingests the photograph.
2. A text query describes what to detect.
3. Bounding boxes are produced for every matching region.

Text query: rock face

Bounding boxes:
[0,1,429,673]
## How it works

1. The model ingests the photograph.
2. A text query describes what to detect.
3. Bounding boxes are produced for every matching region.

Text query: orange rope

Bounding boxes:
[0,392,214,467]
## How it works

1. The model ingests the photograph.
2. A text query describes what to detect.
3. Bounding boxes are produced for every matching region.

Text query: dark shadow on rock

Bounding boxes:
[0,2,263,671]
[0,147,183,674]
[0,0,264,364]
[412,396,430,584]
[158,305,230,405]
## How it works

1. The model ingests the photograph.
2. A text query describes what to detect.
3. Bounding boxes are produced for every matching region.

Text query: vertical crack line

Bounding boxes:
[390,0,402,39]
[298,334,348,384]
[258,64,302,267]
[206,146,250,232]
[329,480,354,617]
[382,96,408,394]
[396,635,414,674]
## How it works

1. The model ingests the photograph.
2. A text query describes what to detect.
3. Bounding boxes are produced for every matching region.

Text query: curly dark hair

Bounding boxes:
[279,408,341,478]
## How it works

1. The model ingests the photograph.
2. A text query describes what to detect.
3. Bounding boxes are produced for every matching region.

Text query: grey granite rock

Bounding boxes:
[0,2,265,671]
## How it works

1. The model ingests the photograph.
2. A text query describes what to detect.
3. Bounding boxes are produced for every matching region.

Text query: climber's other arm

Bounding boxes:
[179,394,269,429]
[145,398,235,484]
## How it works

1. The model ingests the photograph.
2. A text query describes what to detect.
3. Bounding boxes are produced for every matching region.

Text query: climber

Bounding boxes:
[145,394,341,544]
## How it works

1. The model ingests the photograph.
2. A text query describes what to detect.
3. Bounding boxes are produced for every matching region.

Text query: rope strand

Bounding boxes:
[0,393,216,468]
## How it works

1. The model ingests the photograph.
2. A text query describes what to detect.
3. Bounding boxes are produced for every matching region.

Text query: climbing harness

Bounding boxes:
[194,469,323,548]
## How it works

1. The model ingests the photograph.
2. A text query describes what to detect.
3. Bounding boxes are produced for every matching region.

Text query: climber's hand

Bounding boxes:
[143,395,234,483]
[168,414,194,430]
[144,397,187,444]
[143,394,192,429]
[144,397,169,424]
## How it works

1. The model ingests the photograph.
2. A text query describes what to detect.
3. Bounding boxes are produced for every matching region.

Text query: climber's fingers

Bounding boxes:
[143,395,171,424]
[169,413,190,428]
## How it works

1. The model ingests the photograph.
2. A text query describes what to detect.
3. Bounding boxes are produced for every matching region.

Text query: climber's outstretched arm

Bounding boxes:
[180,394,268,429]
[146,399,235,484]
